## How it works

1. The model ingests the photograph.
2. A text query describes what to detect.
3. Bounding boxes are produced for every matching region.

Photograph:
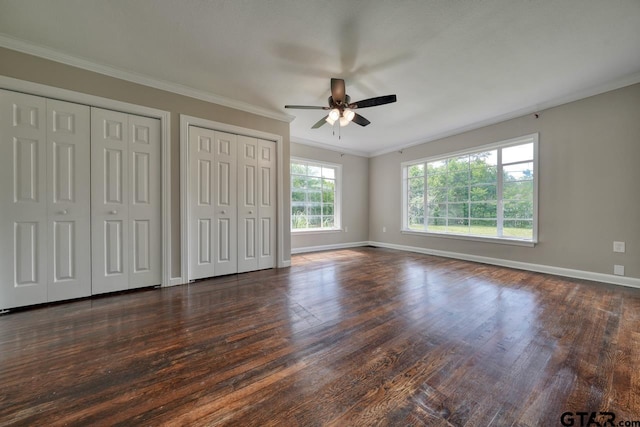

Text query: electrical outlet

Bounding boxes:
[382,226,386,233]
[614,265,625,276]
[613,241,626,253]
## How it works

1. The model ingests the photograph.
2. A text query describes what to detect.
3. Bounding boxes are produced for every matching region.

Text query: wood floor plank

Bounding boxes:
[1,247,640,426]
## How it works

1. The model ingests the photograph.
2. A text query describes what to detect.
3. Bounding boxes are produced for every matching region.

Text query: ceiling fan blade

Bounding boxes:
[312,116,328,129]
[285,105,329,110]
[349,94,397,109]
[330,78,346,104]
[352,113,370,127]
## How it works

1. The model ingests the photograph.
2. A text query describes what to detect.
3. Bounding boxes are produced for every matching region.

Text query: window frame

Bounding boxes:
[290,157,342,234]
[401,133,539,247]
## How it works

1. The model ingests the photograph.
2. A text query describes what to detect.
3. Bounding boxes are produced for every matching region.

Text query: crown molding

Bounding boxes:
[0,34,295,123]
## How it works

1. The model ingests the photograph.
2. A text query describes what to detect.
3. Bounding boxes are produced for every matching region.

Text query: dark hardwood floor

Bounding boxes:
[1,247,639,426]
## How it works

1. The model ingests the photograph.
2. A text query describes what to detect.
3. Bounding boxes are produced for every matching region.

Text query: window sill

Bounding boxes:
[401,229,536,247]
[292,228,343,235]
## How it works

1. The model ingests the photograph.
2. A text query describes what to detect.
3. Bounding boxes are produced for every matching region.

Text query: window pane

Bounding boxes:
[503,201,533,219]
[292,190,305,202]
[470,165,497,184]
[502,143,533,164]
[308,177,321,189]
[427,173,447,189]
[470,184,496,201]
[448,156,469,186]
[448,186,469,202]
[321,167,335,179]
[408,177,424,197]
[503,181,533,201]
[308,191,321,203]
[292,176,306,189]
[503,220,533,239]
[322,216,335,228]
[427,217,447,232]
[409,164,424,178]
[308,203,322,215]
[470,219,497,236]
[447,203,467,218]
[503,162,534,181]
[409,200,424,228]
[427,160,447,175]
[446,219,469,234]
[470,150,497,166]
[292,214,308,229]
[470,202,497,219]
[291,163,307,175]
[308,165,321,177]
[427,202,446,218]
[427,187,447,203]
[308,216,321,228]
[292,204,305,216]
[322,203,334,215]
[322,189,334,203]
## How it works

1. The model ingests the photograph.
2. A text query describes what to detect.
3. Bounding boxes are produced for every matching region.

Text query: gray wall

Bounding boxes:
[369,83,640,279]
[0,47,291,280]
[291,142,369,250]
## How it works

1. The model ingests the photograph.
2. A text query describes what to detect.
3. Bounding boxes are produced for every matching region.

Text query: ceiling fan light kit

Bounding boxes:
[285,78,397,132]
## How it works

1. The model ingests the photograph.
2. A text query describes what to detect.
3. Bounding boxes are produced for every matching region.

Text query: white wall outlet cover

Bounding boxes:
[383,226,387,232]
[613,241,626,253]
[614,265,625,276]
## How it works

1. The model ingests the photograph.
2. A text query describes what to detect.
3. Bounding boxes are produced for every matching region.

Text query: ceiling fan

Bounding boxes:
[285,78,397,129]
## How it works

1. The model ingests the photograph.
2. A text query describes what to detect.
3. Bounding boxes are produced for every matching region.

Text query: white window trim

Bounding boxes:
[291,156,342,233]
[401,133,539,246]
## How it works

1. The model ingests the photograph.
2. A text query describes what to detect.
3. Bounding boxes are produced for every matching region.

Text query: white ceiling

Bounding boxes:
[1,0,639,156]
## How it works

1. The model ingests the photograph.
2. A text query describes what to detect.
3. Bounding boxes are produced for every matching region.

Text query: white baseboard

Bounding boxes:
[291,241,370,255]
[367,241,640,290]
[280,260,292,268]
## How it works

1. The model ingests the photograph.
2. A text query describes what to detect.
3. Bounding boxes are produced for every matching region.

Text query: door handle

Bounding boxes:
[221,210,227,215]
[58,209,68,215]
[110,210,118,215]
[249,210,254,215]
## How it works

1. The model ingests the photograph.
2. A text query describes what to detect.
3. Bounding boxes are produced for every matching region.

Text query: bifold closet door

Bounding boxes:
[188,126,238,280]
[91,108,161,294]
[237,136,276,273]
[46,99,91,302]
[0,90,90,310]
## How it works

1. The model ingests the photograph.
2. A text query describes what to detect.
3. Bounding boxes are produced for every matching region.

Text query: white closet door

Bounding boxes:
[0,90,48,309]
[213,131,237,276]
[91,108,130,294]
[237,136,259,273]
[188,126,216,280]
[257,139,276,270]
[91,108,161,294]
[128,115,161,288]
[46,99,91,302]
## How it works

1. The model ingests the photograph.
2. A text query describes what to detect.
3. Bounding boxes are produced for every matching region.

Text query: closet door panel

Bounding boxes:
[213,131,237,276]
[257,139,276,269]
[128,115,161,288]
[237,136,258,273]
[47,99,91,302]
[0,90,47,309]
[188,126,216,280]
[91,108,129,294]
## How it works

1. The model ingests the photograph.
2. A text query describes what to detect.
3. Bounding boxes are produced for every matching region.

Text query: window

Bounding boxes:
[402,134,538,244]
[291,158,341,232]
